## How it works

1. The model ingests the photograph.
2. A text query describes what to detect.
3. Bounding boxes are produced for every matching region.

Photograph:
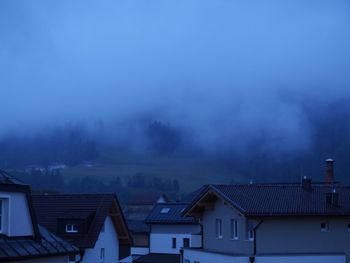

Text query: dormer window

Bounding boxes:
[0,199,3,232]
[66,224,78,233]
[0,197,9,234]
[321,222,329,232]
[160,208,170,214]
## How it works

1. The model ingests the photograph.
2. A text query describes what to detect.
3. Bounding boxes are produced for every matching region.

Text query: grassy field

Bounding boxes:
[62,150,245,193]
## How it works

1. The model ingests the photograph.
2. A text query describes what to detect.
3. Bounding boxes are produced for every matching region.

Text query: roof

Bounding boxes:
[127,220,150,233]
[134,253,180,263]
[32,194,131,248]
[146,203,197,224]
[184,183,350,217]
[0,225,78,261]
[0,169,26,185]
[127,192,169,206]
[0,170,41,241]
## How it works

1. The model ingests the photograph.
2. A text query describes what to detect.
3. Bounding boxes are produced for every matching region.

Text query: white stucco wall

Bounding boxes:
[130,246,149,256]
[183,249,346,263]
[150,233,194,254]
[183,249,247,263]
[0,191,34,237]
[256,255,345,263]
[83,216,119,263]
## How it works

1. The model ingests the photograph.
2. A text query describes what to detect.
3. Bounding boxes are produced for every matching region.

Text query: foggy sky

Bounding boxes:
[1,0,350,153]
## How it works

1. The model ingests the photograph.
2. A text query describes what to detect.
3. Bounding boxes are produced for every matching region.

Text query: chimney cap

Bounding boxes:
[325,158,335,163]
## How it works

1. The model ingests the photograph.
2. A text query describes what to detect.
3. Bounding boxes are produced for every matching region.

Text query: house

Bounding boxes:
[0,169,79,262]
[32,193,132,263]
[125,192,169,220]
[134,203,202,263]
[182,160,350,263]
[123,192,169,261]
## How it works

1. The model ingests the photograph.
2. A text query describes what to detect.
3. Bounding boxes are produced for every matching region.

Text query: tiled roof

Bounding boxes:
[0,169,26,185]
[134,253,180,263]
[32,194,123,248]
[0,225,78,261]
[145,203,197,224]
[127,220,150,233]
[186,184,350,217]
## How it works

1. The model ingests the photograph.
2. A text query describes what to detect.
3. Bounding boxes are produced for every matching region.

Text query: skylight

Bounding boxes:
[160,208,170,214]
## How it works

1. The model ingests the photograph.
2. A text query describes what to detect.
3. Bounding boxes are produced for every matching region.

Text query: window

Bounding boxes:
[215,219,223,239]
[183,238,190,248]
[100,248,105,262]
[68,254,76,263]
[184,260,190,263]
[160,208,170,214]
[248,230,254,241]
[66,224,78,233]
[0,198,9,234]
[230,219,238,240]
[172,237,176,248]
[0,200,2,232]
[321,222,329,232]
[348,223,350,232]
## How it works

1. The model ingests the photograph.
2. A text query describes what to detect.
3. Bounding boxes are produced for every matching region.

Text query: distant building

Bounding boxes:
[134,202,202,263]
[182,169,350,263]
[123,192,169,262]
[0,169,79,262]
[32,194,132,263]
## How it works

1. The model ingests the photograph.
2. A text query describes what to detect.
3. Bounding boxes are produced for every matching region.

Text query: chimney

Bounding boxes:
[301,176,312,190]
[325,158,335,184]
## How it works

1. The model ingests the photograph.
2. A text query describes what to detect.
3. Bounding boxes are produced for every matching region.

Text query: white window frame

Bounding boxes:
[215,218,223,239]
[172,237,177,248]
[100,248,105,262]
[230,219,239,240]
[183,237,190,248]
[66,224,78,233]
[321,222,329,232]
[0,196,10,235]
[0,199,3,233]
[248,230,254,241]
[160,208,170,214]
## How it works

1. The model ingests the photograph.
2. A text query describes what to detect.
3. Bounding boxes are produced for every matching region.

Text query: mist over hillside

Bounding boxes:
[1,0,350,192]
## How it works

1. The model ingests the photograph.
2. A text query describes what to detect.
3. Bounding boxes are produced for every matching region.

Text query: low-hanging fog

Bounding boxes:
[1,0,350,182]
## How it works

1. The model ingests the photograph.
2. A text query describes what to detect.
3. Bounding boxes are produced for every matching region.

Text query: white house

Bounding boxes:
[133,202,201,263]
[0,169,79,262]
[32,193,132,263]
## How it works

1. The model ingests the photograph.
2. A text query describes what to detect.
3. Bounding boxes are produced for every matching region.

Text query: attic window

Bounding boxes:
[66,224,78,233]
[160,208,170,214]
[0,200,2,232]
[321,222,329,232]
[0,198,9,234]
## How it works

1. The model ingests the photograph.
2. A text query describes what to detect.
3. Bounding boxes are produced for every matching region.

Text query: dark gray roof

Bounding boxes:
[134,253,180,263]
[0,169,26,185]
[145,203,197,224]
[127,220,150,233]
[0,225,78,261]
[185,184,350,217]
[32,194,131,248]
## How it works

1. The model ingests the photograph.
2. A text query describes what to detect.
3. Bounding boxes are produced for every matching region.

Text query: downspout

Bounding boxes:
[250,219,263,263]
[200,221,204,249]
